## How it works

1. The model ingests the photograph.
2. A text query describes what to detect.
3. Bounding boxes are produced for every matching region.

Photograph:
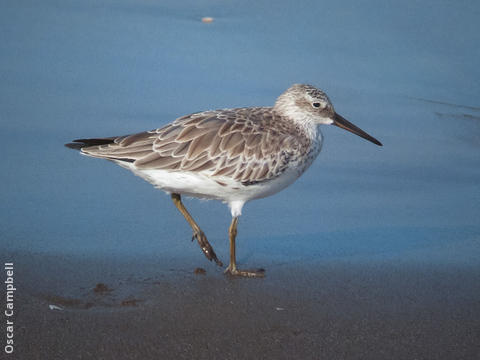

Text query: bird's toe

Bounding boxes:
[192,231,223,267]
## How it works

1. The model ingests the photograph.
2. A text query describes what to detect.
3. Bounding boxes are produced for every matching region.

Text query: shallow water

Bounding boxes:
[1,0,479,269]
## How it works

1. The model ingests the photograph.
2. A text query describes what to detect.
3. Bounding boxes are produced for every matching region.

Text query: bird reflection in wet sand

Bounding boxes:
[66,84,382,277]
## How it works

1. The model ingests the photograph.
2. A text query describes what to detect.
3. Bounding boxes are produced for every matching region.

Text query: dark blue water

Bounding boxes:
[1,0,479,269]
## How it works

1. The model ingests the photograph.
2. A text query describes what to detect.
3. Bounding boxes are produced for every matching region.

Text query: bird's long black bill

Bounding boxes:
[333,113,382,146]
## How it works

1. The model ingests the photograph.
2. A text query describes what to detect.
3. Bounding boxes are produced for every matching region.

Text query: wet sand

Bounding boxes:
[8,251,480,359]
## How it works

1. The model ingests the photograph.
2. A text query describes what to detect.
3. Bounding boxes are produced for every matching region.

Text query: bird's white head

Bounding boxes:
[274,84,335,125]
[274,84,382,146]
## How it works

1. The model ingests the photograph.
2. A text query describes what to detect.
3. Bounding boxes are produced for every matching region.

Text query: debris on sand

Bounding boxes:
[194,267,207,275]
[93,283,113,294]
[121,298,142,307]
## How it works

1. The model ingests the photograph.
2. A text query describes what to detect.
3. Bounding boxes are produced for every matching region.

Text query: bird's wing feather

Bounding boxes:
[81,108,299,184]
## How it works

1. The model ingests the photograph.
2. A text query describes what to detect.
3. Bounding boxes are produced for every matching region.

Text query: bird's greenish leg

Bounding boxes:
[224,216,265,278]
[171,193,223,266]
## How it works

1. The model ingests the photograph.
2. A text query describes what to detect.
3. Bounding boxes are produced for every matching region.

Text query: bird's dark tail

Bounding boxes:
[64,137,117,150]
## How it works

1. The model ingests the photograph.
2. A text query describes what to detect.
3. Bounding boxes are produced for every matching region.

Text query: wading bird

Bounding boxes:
[66,84,382,277]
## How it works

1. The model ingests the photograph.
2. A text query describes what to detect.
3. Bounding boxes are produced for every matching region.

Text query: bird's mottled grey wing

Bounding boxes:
[81,108,299,184]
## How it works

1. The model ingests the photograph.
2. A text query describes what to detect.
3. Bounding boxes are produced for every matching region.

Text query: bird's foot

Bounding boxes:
[224,265,265,278]
[192,230,223,267]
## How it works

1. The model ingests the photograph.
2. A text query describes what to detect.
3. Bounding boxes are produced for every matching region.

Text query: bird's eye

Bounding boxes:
[312,102,321,108]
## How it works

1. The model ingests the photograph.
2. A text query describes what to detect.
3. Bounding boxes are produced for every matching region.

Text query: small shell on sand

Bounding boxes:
[201,17,214,23]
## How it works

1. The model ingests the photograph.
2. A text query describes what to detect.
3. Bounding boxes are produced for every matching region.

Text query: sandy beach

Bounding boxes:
[5,250,478,359]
